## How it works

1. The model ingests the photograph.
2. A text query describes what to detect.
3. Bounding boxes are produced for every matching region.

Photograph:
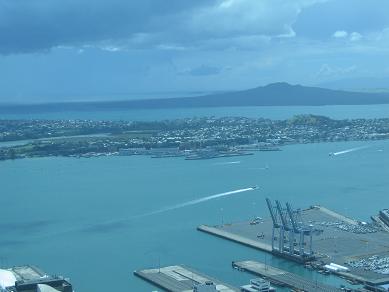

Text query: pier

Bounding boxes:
[197,224,272,252]
[233,260,342,292]
[134,265,239,292]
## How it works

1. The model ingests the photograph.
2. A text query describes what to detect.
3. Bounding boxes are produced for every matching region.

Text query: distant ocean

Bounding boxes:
[2,104,389,121]
[1,106,389,292]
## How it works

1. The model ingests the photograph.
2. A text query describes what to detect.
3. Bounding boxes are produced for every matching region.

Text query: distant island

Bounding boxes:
[1,83,389,113]
[0,114,388,161]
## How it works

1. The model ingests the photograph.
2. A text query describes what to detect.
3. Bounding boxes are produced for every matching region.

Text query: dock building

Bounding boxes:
[241,278,276,292]
[194,281,217,291]
[0,266,72,292]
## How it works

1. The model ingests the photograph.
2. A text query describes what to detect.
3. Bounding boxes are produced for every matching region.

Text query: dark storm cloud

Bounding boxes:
[0,0,207,54]
[0,0,318,54]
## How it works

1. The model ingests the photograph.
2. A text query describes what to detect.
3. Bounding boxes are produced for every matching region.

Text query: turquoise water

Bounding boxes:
[2,104,389,120]
[1,105,389,291]
[1,138,388,291]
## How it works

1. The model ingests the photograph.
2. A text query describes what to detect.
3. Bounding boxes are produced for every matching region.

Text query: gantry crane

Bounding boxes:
[266,198,315,262]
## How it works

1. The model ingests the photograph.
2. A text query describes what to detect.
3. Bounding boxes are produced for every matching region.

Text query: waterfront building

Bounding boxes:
[194,281,217,292]
[0,266,72,292]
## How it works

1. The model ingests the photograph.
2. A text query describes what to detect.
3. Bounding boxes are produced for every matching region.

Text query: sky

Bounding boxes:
[0,0,389,103]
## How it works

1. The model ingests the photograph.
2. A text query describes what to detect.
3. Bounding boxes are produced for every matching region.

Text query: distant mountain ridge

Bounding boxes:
[2,82,389,113]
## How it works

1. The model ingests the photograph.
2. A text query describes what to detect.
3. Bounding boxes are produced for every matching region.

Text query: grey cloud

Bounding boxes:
[188,0,301,38]
[0,0,322,54]
[0,0,206,54]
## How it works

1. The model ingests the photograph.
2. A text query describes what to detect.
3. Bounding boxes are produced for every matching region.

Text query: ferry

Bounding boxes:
[241,278,276,292]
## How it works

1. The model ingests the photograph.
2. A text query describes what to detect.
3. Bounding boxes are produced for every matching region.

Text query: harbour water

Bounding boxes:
[2,104,389,121]
[1,106,389,291]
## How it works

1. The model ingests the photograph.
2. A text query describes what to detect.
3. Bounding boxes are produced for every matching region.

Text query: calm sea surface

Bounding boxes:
[1,106,389,291]
[2,104,389,120]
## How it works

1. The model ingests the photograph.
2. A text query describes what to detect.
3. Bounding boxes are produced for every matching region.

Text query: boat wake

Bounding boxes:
[84,187,258,233]
[37,186,259,238]
[330,146,369,156]
[145,186,256,216]
[213,161,241,165]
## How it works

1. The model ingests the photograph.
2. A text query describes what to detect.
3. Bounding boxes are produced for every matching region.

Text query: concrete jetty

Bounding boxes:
[197,224,272,252]
[134,265,239,292]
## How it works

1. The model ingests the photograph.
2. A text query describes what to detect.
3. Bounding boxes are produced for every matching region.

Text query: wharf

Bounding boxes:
[197,225,272,252]
[233,260,342,292]
[198,205,389,286]
[134,265,239,292]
